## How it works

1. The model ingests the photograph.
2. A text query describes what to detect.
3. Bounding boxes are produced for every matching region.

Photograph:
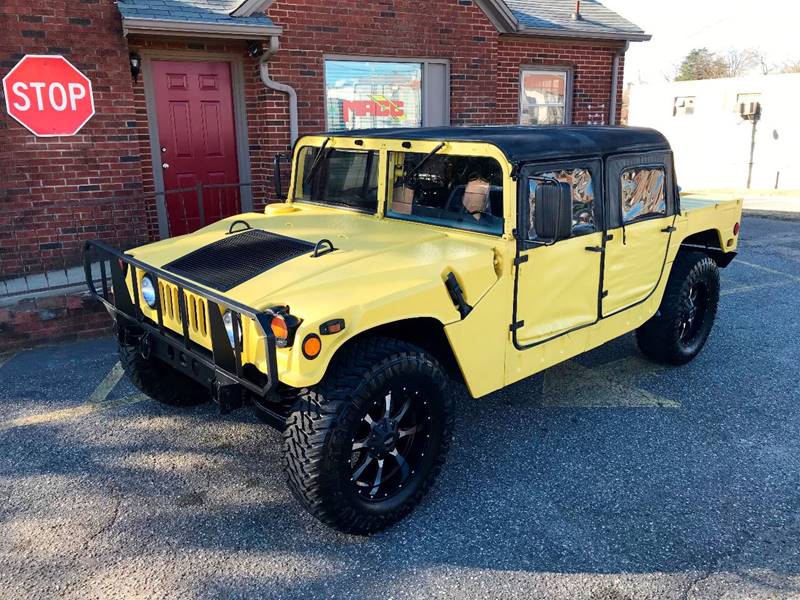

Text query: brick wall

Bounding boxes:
[0,0,627,350]
[497,35,626,125]
[0,0,149,280]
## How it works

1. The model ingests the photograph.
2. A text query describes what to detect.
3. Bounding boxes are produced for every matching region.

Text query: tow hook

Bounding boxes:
[139,333,152,360]
[213,376,244,415]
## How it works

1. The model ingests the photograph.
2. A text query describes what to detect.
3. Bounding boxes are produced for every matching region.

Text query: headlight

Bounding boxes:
[141,275,156,308]
[222,311,241,348]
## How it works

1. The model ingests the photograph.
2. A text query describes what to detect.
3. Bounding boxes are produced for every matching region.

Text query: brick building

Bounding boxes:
[0,0,648,349]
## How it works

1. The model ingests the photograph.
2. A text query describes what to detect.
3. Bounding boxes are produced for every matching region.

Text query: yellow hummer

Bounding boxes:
[84,126,742,534]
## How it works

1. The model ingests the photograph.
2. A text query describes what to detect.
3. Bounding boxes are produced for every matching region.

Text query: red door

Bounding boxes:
[152,60,241,236]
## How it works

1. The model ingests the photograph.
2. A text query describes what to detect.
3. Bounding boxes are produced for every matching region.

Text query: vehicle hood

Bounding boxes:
[129,203,501,325]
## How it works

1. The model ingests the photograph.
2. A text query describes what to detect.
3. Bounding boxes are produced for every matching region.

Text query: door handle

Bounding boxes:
[661,226,676,233]
[584,246,604,253]
[162,162,170,169]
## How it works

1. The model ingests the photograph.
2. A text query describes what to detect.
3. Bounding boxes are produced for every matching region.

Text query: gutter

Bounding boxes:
[259,35,299,146]
[517,26,650,42]
[121,17,282,39]
[608,41,629,125]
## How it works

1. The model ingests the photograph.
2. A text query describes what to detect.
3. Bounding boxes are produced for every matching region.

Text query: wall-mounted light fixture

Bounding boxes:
[247,40,265,58]
[129,52,142,83]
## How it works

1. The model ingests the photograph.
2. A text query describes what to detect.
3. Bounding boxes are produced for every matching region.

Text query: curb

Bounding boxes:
[742,209,800,222]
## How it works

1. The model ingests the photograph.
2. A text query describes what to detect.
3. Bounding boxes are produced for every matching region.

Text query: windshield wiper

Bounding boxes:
[401,142,446,184]
[303,137,332,186]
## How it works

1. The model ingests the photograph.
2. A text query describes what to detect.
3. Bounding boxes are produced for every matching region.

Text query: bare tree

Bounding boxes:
[782,60,800,74]
[721,48,762,78]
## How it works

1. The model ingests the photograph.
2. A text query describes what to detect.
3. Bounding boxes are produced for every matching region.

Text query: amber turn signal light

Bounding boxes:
[320,318,345,335]
[271,315,289,340]
[302,334,322,360]
[267,307,302,348]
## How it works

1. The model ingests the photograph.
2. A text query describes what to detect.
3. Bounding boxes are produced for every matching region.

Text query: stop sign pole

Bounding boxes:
[2,54,95,137]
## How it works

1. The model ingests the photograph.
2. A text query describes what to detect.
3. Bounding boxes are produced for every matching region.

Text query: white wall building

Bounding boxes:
[627,73,800,190]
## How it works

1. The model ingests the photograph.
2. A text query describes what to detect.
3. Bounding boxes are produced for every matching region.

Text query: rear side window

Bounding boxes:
[621,167,667,223]
[527,167,598,239]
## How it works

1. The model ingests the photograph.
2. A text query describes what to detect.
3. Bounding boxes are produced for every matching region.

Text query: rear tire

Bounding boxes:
[636,251,720,365]
[118,342,210,406]
[282,337,453,535]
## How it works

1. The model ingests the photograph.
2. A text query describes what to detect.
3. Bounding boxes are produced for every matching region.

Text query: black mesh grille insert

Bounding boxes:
[162,229,314,292]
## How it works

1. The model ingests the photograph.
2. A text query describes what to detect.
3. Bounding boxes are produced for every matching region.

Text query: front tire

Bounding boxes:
[282,337,454,535]
[636,251,720,365]
[118,341,210,406]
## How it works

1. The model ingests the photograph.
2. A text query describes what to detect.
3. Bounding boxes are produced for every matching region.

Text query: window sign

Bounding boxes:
[325,60,422,131]
[520,69,569,125]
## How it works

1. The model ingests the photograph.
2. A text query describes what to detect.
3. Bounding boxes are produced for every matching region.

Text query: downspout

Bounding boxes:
[608,41,629,125]
[259,35,298,146]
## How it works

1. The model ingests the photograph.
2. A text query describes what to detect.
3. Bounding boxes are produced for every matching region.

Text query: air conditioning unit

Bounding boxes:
[739,100,761,120]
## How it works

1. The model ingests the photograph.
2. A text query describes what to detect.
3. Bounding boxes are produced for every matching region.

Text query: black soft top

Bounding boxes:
[327,125,671,164]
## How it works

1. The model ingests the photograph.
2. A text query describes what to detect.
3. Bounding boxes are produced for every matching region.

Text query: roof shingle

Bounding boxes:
[504,0,648,39]
[116,0,275,27]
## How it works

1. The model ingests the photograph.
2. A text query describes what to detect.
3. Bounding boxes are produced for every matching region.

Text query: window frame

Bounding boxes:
[322,55,451,131]
[605,151,677,228]
[384,150,506,237]
[519,65,574,126]
[619,164,669,225]
[294,145,382,215]
[516,158,604,250]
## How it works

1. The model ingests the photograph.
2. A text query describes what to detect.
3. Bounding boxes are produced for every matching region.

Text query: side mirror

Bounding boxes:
[534,180,572,242]
[273,153,286,199]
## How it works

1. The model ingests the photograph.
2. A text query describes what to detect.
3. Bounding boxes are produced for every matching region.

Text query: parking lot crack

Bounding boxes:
[81,487,122,550]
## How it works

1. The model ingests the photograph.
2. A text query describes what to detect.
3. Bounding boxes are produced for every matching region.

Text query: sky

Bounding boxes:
[600,0,800,84]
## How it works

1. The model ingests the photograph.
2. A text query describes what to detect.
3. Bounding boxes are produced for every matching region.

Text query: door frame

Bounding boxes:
[510,157,606,350]
[141,50,253,238]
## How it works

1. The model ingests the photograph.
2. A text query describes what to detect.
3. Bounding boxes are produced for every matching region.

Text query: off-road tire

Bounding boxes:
[282,337,454,535]
[636,251,720,365]
[118,342,210,406]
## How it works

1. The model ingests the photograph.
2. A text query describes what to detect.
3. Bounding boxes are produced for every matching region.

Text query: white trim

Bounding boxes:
[473,0,518,32]
[2,54,95,137]
[122,17,282,39]
[230,0,274,17]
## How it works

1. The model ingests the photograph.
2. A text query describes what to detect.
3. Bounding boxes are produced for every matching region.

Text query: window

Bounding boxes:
[527,168,597,239]
[673,96,695,117]
[386,152,504,235]
[324,59,449,131]
[520,68,570,125]
[620,167,667,223]
[296,147,379,213]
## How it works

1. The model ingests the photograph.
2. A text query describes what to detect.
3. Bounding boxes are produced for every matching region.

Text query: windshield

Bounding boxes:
[296,147,379,212]
[386,151,504,235]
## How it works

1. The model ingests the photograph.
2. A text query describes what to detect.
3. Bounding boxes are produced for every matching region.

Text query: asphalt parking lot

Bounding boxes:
[1,215,799,600]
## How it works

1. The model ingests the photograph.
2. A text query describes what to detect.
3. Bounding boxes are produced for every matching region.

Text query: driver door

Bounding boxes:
[511,159,604,348]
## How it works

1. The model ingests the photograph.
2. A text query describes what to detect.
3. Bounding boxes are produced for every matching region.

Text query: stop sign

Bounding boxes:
[2,54,95,137]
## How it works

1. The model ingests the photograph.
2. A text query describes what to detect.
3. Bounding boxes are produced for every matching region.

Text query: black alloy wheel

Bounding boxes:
[636,251,720,365]
[350,383,431,501]
[282,337,454,535]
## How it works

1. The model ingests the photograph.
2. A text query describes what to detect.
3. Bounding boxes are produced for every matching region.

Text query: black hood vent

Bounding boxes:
[163,229,314,292]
